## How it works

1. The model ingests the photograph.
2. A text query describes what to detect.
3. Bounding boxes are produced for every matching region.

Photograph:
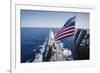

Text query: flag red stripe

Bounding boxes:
[55,29,75,39]
[55,26,74,37]
[56,32,75,40]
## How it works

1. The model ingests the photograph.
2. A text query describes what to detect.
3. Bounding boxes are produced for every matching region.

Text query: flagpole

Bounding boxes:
[74,12,76,32]
[75,12,76,22]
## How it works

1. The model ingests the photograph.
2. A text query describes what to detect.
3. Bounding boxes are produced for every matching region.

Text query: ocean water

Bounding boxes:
[21,28,75,63]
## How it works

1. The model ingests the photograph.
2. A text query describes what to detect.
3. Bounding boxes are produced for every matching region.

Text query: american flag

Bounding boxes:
[55,16,75,40]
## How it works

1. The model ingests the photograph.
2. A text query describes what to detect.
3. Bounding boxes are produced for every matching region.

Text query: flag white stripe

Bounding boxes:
[55,29,75,39]
[55,26,74,36]
[56,32,75,40]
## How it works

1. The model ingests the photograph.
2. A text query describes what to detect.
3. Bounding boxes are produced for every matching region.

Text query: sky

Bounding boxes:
[21,10,89,29]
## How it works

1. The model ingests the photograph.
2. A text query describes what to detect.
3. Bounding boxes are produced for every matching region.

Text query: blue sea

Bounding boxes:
[21,28,75,63]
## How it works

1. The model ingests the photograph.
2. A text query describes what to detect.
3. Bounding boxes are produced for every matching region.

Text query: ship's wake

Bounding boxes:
[31,30,73,62]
